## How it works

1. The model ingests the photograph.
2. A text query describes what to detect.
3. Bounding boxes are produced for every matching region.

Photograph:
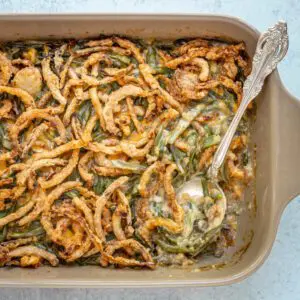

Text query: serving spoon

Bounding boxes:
[177,21,289,232]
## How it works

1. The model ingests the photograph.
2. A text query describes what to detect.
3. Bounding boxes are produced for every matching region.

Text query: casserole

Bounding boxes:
[0,13,299,287]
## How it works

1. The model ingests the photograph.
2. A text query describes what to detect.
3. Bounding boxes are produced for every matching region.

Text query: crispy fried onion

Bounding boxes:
[139,64,181,111]
[52,214,92,263]
[165,43,245,69]
[113,37,144,64]
[0,178,13,188]
[112,190,133,240]
[78,151,94,186]
[0,52,12,86]
[40,181,96,260]
[18,188,47,226]
[103,85,146,135]
[102,239,154,269]
[62,78,84,99]
[196,76,242,104]
[138,217,183,245]
[63,96,78,125]
[82,114,98,143]
[126,96,142,133]
[94,166,132,177]
[48,203,104,258]
[41,57,67,106]
[87,142,123,155]
[16,158,67,187]
[139,161,164,198]
[72,196,94,230]
[21,122,50,158]
[9,109,67,151]
[163,164,185,224]
[120,139,154,158]
[0,201,35,228]
[94,176,128,242]
[0,86,35,109]
[0,99,13,119]
[8,246,59,266]
[32,140,84,160]
[38,149,80,189]
[89,87,106,130]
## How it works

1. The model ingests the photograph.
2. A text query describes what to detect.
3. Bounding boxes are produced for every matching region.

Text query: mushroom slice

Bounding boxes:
[12,67,42,97]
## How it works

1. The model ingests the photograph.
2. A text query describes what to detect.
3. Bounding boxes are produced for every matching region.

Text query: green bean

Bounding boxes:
[203,124,212,135]
[92,130,108,143]
[170,145,185,174]
[110,54,130,67]
[242,150,249,166]
[236,66,246,83]
[202,135,221,149]
[237,116,249,134]
[64,190,80,198]
[0,123,5,140]
[75,254,101,266]
[153,67,174,78]
[150,201,164,217]
[77,101,93,126]
[168,104,205,144]
[223,89,237,110]
[0,122,12,150]
[33,242,58,256]
[67,168,81,181]
[110,82,120,93]
[153,40,175,50]
[0,205,16,219]
[155,238,194,254]
[125,175,140,197]
[8,224,45,239]
[93,175,114,195]
[191,227,221,257]
[153,126,166,157]
[0,226,8,242]
[146,46,157,68]
[201,177,209,197]
[158,78,166,89]
[220,163,229,183]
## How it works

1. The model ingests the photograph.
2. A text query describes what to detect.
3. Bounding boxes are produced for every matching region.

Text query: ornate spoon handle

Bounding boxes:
[209,21,289,180]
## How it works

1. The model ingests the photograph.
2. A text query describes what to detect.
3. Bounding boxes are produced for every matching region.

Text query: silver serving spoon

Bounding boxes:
[177,21,289,232]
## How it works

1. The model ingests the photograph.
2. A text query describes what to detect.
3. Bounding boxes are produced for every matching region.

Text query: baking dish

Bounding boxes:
[0,13,299,287]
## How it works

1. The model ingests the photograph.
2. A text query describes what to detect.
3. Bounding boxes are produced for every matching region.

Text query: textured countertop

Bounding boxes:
[0,1,299,299]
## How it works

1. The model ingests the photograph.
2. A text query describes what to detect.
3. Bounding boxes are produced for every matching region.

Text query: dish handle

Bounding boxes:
[275,74,300,209]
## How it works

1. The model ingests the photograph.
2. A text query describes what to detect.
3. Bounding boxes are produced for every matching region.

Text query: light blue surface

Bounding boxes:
[0,1,299,299]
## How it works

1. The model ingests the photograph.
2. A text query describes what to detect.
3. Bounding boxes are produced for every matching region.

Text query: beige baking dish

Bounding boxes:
[0,13,299,288]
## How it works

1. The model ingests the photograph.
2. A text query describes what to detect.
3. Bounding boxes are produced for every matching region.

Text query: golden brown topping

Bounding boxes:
[0,52,12,86]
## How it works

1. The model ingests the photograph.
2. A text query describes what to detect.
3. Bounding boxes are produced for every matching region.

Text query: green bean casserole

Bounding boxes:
[0,36,254,268]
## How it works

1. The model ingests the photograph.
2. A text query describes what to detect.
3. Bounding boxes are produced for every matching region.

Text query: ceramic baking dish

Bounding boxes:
[0,14,299,288]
